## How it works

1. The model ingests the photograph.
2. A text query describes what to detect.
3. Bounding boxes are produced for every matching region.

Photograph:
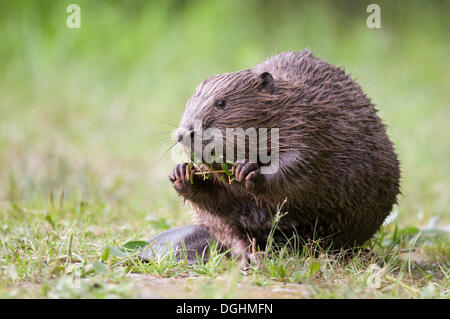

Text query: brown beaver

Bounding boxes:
[141,50,400,264]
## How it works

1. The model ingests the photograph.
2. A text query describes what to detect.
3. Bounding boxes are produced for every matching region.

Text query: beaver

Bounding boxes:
[141,50,400,264]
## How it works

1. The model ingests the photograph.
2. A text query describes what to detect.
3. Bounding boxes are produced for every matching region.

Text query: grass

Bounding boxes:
[0,0,449,298]
[1,201,448,298]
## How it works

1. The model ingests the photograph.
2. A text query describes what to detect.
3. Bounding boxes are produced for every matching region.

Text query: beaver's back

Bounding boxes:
[246,51,401,247]
[253,50,335,82]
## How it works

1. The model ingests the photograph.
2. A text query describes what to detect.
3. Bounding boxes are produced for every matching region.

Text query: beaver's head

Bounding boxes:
[178,70,275,137]
[176,70,282,163]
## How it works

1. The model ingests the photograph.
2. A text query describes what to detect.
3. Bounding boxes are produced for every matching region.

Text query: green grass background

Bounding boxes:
[0,0,448,298]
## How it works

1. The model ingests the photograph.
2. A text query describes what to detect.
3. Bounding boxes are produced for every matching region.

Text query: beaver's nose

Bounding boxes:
[176,130,195,143]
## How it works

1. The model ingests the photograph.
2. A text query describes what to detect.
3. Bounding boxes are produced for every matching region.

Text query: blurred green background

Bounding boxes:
[0,0,449,229]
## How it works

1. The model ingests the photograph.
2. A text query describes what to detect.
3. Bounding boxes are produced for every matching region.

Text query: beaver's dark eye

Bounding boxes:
[215,99,226,109]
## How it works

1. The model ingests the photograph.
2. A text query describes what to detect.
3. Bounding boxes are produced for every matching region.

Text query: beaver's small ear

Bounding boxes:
[258,72,273,93]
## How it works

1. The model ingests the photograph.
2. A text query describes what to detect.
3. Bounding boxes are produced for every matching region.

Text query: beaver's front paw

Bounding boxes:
[232,162,265,193]
[169,163,198,196]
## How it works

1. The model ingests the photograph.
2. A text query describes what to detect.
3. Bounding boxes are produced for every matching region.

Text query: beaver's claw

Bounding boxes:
[169,163,198,195]
[232,162,265,193]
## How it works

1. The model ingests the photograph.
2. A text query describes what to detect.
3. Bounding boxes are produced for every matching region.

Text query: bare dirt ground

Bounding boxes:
[128,274,310,299]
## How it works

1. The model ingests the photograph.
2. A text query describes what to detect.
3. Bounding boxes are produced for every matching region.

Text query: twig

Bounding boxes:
[251,237,266,272]
[193,170,226,175]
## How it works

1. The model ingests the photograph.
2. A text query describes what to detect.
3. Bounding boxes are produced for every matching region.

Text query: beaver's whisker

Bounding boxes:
[149,142,178,170]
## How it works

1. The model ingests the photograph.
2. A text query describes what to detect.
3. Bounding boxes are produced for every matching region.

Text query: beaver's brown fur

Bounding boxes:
[170,50,400,261]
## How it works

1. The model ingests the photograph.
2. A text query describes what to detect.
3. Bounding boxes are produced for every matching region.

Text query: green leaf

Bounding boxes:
[123,241,148,251]
[93,261,108,273]
[101,247,110,262]
[398,226,420,237]
[221,163,230,176]
[309,261,321,275]
[108,246,127,257]
[190,170,194,184]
